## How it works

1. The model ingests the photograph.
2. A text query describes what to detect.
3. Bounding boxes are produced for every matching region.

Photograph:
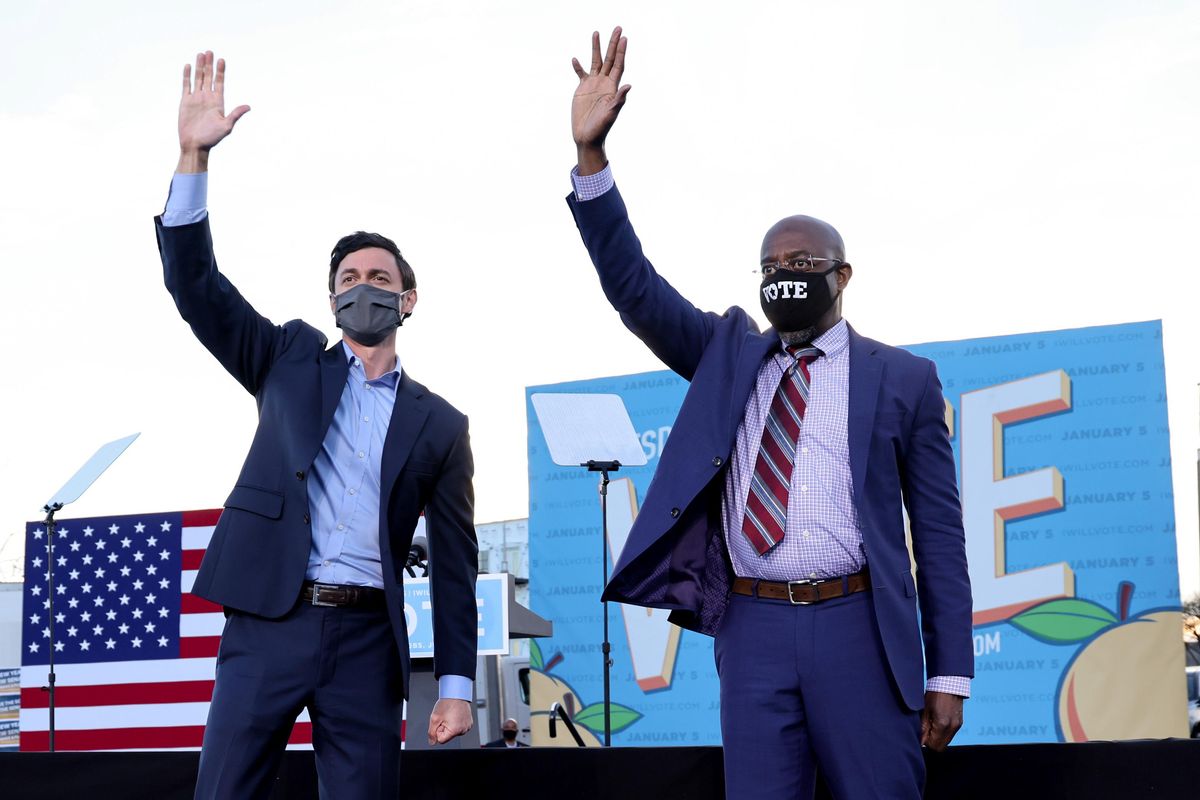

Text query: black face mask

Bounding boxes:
[502,729,518,742]
[759,265,839,333]
[333,284,410,346]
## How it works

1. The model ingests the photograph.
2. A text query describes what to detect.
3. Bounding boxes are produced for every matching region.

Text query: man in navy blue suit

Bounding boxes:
[156,52,478,799]
[566,29,973,799]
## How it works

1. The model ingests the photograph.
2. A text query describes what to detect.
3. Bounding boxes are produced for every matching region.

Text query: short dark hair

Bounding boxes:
[328,231,417,293]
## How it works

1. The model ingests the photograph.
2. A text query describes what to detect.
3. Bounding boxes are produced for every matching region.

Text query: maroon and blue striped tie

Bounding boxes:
[742,346,821,555]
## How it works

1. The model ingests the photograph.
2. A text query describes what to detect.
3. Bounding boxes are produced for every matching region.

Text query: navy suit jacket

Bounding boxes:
[567,185,973,710]
[155,216,478,698]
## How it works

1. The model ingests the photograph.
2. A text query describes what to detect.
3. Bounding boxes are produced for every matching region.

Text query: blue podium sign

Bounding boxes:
[404,573,510,658]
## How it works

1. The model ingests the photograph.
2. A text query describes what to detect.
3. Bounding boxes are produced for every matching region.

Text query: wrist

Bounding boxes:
[575,143,608,176]
[176,148,209,174]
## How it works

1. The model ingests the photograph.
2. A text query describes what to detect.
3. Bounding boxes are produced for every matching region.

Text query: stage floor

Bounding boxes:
[2,740,1197,799]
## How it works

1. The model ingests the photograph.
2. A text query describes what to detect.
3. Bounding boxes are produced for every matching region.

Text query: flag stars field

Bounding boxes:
[22,514,183,668]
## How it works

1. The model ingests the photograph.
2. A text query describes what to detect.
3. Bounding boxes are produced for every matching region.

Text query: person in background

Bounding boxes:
[482,718,528,748]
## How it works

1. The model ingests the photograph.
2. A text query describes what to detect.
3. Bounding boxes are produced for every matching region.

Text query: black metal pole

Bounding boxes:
[43,502,62,753]
[583,459,620,748]
[600,468,611,747]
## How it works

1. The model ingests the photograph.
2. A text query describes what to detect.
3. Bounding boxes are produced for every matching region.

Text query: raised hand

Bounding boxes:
[571,27,630,175]
[177,51,251,172]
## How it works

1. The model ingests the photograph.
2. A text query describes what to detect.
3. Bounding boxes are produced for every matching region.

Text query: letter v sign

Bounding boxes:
[606,477,684,691]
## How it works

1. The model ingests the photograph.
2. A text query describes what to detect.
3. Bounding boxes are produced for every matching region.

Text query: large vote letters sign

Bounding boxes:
[527,320,1186,746]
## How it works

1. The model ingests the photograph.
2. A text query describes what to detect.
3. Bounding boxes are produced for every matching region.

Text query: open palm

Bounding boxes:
[178,51,250,153]
[571,28,630,150]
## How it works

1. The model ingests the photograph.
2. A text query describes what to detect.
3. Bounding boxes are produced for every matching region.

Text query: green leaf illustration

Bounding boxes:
[529,639,544,671]
[1008,598,1118,644]
[573,702,643,735]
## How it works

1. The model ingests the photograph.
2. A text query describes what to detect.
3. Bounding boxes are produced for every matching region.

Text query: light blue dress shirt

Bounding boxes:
[163,173,472,701]
[306,343,398,588]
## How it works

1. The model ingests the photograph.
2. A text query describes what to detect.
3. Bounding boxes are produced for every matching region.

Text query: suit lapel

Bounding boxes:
[847,327,883,514]
[318,343,350,440]
[729,330,779,435]
[379,373,430,548]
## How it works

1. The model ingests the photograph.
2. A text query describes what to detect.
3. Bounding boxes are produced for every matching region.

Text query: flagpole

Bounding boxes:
[43,502,62,753]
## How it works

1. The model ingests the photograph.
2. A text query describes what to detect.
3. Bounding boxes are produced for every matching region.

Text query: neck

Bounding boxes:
[343,335,398,380]
[779,310,842,347]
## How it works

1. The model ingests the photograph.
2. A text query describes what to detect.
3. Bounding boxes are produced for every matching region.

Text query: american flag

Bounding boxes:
[19,510,314,751]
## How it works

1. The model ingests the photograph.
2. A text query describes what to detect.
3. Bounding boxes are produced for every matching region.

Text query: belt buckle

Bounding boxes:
[310,583,339,607]
[787,579,815,605]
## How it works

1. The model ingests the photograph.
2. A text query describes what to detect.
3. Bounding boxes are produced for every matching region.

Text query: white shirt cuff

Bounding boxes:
[162,171,209,227]
[438,674,473,701]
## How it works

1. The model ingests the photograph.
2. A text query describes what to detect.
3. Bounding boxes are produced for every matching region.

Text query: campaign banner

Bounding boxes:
[526,320,1185,746]
[527,371,702,746]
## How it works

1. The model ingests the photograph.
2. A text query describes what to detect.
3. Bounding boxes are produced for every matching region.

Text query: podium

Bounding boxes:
[403,573,551,750]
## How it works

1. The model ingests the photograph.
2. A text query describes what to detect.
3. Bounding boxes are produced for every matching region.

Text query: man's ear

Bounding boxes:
[401,288,418,319]
[836,263,853,290]
[329,294,337,314]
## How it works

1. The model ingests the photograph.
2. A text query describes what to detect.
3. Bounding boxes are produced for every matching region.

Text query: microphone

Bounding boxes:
[406,535,427,568]
[405,535,428,577]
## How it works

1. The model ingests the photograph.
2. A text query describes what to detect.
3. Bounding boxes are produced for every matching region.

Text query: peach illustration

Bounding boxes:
[1057,606,1188,741]
[1010,582,1189,741]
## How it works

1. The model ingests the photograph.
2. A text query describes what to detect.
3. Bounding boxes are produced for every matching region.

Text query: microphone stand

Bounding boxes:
[582,459,620,747]
[549,701,587,747]
[41,502,63,752]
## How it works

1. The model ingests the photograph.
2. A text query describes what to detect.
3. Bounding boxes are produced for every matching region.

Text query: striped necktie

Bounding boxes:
[741,345,822,555]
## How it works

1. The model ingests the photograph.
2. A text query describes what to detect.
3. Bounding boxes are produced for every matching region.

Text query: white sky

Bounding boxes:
[1,1,1197,595]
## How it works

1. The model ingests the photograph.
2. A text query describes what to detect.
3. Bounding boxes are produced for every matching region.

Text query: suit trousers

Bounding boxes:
[195,600,404,800]
[714,590,924,800]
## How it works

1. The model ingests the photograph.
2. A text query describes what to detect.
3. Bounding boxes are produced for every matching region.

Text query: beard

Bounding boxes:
[778,326,819,346]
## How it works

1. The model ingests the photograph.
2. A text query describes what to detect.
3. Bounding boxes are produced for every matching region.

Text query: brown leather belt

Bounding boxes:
[300,581,386,609]
[731,569,871,605]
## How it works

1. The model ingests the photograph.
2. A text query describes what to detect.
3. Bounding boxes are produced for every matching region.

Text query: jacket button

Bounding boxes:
[670,508,680,518]
[712,456,723,467]
[303,513,311,525]
[296,471,305,480]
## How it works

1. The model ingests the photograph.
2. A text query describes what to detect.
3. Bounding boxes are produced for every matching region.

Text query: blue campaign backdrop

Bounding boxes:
[527,320,1182,745]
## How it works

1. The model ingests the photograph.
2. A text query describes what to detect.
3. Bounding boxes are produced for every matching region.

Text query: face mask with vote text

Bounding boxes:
[758,265,839,333]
